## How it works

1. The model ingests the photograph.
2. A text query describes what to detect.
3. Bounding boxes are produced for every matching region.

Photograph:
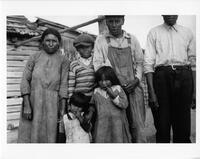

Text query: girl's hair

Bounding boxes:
[69,92,91,112]
[40,28,62,43]
[95,66,121,86]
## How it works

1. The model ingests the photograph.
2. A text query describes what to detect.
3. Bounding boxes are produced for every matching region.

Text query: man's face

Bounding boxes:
[106,17,124,37]
[162,15,178,26]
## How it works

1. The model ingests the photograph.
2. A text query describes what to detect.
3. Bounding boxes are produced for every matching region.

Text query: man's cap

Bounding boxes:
[73,34,95,48]
[104,15,125,19]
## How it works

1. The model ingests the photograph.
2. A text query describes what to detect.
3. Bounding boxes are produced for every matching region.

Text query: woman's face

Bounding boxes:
[42,34,60,54]
[77,45,93,59]
[98,75,112,90]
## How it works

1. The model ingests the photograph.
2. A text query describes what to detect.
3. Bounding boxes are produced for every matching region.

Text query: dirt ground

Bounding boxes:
[7,108,196,143]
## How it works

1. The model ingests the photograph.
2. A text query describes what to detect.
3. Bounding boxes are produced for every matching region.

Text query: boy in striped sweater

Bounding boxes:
[67,34,96,133]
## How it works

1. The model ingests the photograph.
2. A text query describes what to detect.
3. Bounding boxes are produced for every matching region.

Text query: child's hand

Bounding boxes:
[84,112,93,123]
[106,87,118,99]
[73,110,81,119]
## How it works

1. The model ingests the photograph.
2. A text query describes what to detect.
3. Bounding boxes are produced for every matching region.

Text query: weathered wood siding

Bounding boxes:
[7,40,41,130]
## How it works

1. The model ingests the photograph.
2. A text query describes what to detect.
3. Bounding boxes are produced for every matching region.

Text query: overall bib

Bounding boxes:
[106,37,146,142]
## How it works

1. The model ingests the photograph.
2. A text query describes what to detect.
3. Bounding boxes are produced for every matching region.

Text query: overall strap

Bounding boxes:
[127,33,131,47]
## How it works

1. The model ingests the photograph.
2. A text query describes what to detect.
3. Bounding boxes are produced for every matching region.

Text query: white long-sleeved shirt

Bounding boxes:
[144,23,196,73]
[93,31,144,81]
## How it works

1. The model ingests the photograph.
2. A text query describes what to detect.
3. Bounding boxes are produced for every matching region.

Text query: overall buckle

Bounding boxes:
[171,65,176,70]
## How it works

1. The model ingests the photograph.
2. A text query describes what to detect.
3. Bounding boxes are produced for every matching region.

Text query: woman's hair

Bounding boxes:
[69,92,91,112]
[40,28,62,43]
[95,66,121,86]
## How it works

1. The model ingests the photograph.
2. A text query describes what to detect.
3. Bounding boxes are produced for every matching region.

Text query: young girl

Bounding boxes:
[63,92,92,143]
[92,66,131,143]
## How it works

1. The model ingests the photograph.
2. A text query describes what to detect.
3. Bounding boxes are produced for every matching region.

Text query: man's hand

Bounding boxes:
[123,78,139,94]
[149,91,159,109]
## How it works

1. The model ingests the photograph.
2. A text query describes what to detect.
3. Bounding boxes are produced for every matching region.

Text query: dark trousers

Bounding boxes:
[152,66,193,143]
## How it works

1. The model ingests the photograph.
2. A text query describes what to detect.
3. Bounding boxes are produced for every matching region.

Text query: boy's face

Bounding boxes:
[77,45,93,59]
[70,104,82,115]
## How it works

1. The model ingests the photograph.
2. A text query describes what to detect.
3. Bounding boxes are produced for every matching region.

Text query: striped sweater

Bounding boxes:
[68,59,95,98]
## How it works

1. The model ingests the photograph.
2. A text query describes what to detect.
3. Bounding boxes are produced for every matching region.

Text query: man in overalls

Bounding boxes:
[93,15,146,143]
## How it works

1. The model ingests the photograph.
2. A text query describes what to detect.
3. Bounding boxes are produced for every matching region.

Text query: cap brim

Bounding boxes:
[74,42,93,47]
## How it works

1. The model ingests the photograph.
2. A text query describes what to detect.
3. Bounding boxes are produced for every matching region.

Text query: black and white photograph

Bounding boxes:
[1,1,200,159]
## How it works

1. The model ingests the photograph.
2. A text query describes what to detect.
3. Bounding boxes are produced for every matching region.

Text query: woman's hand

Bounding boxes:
[59,98,67,120]
[22,95,33,121]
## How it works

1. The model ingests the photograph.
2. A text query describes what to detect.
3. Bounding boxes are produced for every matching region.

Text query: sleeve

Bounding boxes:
[132,36,144,81]
[187,30,196,71]
[59,55,70,99]
[112,86,128,109]
[20,54,36,96]
[93,35,111,71]
[144,31,156,74]
[67,62,76,99]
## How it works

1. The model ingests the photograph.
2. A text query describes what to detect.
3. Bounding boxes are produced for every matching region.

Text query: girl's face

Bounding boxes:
[98,75,112,90]
[77,45,93,59]
[42,34,60,54]
[70,104,82,115]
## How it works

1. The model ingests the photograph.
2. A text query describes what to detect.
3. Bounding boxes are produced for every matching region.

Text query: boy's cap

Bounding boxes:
[73,34,95,48]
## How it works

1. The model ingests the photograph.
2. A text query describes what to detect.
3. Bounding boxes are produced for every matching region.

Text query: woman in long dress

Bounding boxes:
[17,28,69,143]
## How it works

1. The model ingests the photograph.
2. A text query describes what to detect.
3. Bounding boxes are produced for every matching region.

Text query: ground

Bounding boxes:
[7,108,196,143]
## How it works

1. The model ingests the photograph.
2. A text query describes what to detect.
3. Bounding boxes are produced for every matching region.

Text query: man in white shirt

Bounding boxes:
[144,15,196,143]
[93,15,146,143]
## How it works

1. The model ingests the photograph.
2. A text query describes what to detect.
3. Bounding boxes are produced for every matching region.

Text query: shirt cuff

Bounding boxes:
[112,95,120,105]
[135,74,142,82]
[144,65,154,74]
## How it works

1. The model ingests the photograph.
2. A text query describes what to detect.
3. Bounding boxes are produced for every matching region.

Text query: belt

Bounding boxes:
[155,65,191,71]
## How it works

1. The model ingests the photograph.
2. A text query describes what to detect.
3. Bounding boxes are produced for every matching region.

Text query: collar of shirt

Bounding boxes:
[78,56,92,66]
[105,30,131,39]
[163,23,178,32]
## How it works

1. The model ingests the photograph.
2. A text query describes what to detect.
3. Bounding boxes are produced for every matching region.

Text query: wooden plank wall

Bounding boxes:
[7,40,41,130]
[7,35,76,131]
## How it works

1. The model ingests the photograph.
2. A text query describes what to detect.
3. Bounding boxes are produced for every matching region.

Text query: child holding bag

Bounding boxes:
[63,92,93,143]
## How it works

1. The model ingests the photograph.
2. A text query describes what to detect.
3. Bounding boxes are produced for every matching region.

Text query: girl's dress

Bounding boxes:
[92,85,131,143]
[63,113,91,143]
[18,51,69,143]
